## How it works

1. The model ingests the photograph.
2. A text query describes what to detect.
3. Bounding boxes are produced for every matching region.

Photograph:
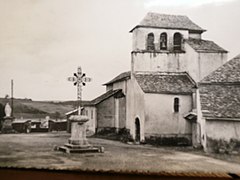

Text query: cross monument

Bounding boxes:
[57,66,104,153]
[67,66,92,115]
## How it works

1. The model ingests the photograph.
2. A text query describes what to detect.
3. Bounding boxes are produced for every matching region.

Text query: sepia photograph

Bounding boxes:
[0,0,240,178]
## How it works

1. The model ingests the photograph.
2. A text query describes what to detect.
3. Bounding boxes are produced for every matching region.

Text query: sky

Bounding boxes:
[0,0,239,101]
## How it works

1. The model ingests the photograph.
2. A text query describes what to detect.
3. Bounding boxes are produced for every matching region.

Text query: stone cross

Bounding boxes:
[67,66,92,115]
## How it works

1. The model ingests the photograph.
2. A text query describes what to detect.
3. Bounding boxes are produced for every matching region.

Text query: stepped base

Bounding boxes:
[57,144,104,154]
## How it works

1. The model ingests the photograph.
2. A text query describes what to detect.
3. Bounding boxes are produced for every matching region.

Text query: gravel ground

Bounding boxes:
[0,132,240,175]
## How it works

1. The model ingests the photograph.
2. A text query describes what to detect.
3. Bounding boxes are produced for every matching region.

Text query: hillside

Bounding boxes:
[0,98,77,119]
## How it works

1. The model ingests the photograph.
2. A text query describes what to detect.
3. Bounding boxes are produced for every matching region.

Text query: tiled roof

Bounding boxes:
[199,54,240,118]
[199,84,240,118]
[104,71,131,85]
[134,72,196,94]
[201,54,240,83]
[186,38,228,53]
[91,89,122,105]
[130,12,205,32]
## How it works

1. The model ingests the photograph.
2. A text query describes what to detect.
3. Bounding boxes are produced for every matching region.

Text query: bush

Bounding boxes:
[118,128,134,143]
[207,137,240,154]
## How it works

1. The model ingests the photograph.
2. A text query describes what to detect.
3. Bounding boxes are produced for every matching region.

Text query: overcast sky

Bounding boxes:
[0,0,239,101]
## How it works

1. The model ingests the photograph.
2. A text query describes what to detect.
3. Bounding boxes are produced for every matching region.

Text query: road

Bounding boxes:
[0,132,240,175]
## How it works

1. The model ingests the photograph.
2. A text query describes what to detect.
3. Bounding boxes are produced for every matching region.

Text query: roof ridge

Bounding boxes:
[134,71,189,75]
[130,12,205,33]
[187,38,213,42]
[146,12,188,18]
[186,38,228,53]
[103,71,131,85]
[91,89,122,105]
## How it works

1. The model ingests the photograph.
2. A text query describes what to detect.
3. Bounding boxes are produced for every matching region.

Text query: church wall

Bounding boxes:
[113,80,127,95]
[132,27,188,51]
[126,76,145,141]
[144,93,192,145]
[131,52,187,73]
[183,43,200,81]
[83,106,96,134]
[198,52,228,80]
[96,96,115,132]
[205,120,240,153]
[189,32,201,39]
[131,44,227,83]
[119,96,126,129]
[106,85,113,91]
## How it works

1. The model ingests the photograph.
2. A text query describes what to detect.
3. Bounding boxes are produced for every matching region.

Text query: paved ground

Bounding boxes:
[0,132,240,174]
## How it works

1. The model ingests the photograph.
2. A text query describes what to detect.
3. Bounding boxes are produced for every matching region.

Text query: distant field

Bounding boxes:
[0,98,76,119]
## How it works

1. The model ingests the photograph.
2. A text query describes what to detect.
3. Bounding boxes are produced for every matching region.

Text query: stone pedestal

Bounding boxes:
[57,115,104,153]
[1,103,15,133]
[1,117,14,133]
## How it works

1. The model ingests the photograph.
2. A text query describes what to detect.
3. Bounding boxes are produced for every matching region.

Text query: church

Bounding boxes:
[68,12,240,152]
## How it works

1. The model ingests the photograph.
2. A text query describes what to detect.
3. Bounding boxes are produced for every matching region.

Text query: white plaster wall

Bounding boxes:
[106,85,113,91]
[199,53,228,80]
[131,43,227,83]
[84,106,96,133]
[113,80,127,94]
[131,52,187,73]
[126,76,145,141]
[196,88,206,149]
[206,120,240,141]
[144,93,192,136]
[132,27,189,51]
[189,33,201,39]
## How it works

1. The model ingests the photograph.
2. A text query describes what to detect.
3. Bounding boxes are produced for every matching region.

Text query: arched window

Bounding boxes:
[160,32,167,50]
[174,97,180,112]
[173,32,182,51]
[146,33,155,50]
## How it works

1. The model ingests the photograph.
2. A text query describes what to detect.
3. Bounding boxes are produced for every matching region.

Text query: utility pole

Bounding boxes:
[11,79,13,117]
[67,66,92,115]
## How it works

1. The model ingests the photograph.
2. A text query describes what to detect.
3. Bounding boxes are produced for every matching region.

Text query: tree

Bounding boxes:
[54,111,61,120]
[0,103,5,130]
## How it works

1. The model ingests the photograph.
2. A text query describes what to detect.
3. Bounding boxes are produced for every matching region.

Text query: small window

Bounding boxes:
[174,97,180,112]
[147,33,155,50]
[160,32,167,50]
[86,110,88,116]
[173,32,182,51]
[91,110,93,119]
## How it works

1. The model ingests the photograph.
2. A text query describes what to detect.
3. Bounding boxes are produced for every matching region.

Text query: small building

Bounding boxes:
[198,54,240,152]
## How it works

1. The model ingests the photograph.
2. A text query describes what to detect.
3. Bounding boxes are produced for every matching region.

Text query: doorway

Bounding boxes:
[135,118,140,142]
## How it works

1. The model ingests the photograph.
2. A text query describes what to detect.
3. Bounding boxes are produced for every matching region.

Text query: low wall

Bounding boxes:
[145,133,192,146]
[206,120,240,154]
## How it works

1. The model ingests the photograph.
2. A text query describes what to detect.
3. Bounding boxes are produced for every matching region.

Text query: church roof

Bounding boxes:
[91,89,122,105]
[199,84,240,119]
[130,12,206,33]
[134,72,196,94]
[186,38,228,53]
[199,54,240,119]
[201,54,240,83]
[104,71,131,85]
